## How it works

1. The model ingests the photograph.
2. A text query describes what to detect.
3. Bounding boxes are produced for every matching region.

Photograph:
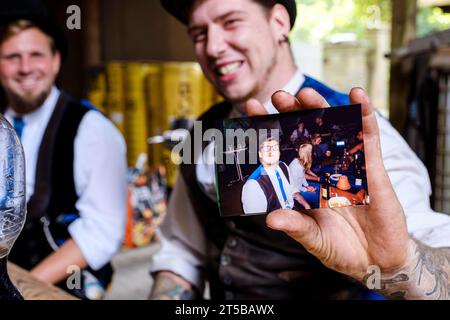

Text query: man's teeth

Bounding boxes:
[21,79,37,86]
[218,62,241,75]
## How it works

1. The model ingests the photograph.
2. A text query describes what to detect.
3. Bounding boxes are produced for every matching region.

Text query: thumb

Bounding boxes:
[266,209,321,250]
[245,98,267,117]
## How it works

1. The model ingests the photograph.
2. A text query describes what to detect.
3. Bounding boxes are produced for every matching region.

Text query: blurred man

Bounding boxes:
[0,1,127,299]
[150,0,450,299]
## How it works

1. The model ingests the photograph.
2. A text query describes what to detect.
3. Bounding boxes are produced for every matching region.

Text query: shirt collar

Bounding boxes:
[230,69,305,117]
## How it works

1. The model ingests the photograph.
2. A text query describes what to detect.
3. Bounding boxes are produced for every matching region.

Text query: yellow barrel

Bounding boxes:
[86,69,107,114]
[123,62,154,167]
[159,63,205,187]
[161,62,211,130]
[144,63,164,168]
[105,61,126,135]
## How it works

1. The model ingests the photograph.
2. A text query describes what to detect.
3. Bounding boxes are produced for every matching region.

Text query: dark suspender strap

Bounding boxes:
[27,93,68,219]
[279,162,290,183]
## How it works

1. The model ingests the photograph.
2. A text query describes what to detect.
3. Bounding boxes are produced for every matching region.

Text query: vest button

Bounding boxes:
[228,238,238,248]
[220,255,231,267]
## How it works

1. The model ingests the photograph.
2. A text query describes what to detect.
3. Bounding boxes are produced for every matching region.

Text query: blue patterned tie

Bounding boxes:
[276,170,291,209]
[13,116,25,140]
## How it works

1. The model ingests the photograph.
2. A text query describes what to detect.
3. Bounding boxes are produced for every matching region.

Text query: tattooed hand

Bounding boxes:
[375,241,450,299]
[247,88,450,300]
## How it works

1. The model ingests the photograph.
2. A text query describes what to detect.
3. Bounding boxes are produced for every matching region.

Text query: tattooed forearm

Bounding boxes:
[149,272,197,300]
[374,239,450,300]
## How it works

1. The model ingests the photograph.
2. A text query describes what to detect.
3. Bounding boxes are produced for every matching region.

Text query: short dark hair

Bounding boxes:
[259,133,280,151]
[161,0,297,29]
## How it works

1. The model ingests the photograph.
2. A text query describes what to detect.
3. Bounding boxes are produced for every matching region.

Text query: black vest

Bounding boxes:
[252,162,291,213]
[179,101,370,300]
[6,92,112,297]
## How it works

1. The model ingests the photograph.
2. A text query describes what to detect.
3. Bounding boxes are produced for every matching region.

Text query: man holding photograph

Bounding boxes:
[150,0,450,300]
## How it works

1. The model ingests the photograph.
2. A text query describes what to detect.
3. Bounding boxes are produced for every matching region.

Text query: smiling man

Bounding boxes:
[0,1,127,299]
[150,0,450,300]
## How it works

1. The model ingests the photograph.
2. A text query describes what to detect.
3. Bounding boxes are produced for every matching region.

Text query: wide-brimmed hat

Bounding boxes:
[0,0,68,59]
[160,0,297,29]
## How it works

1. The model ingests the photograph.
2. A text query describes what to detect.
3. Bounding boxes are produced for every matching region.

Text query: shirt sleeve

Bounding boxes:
[241,179,268,214]
[288,160,305,192]
[150,175,207,290]
[69,110,128,270]
[376,113,450,248]
[285,164,300,194]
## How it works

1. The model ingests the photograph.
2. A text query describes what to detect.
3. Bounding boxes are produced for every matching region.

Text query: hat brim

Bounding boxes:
[0,14,68,60]
[160,0,297,29]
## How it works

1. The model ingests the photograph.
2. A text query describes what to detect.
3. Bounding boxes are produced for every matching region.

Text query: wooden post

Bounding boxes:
[389,0,417,132]
[83,0,102,68]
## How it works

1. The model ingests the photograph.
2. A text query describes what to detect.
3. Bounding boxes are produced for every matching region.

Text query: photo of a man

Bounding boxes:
[217,104,369,217]
[241,134,311,214]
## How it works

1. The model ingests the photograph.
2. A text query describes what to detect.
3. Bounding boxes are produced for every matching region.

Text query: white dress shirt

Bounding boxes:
[241,165,298,214]
[4,87,128,270]
[151,70,450,289]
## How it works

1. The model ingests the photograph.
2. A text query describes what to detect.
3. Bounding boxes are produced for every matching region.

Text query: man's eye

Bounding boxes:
[224,19,240,27]
[192,32,206,43]
[31,52,45,59]
[2,55,19,62]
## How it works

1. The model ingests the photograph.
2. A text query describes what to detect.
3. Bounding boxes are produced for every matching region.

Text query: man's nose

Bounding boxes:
[206,25,227,58]
[19,56,32,74]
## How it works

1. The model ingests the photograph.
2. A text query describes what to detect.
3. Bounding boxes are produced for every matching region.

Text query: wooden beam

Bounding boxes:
[389,0,417,132]
[83,0,102,67]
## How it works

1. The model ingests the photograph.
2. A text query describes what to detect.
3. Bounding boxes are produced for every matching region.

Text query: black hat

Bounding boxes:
[0,0,68,59]
[160,0,297,30]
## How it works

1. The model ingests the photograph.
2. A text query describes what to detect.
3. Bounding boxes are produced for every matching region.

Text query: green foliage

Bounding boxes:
[291,0,391,43]
[417,6,450,37]
[292,0,450,42]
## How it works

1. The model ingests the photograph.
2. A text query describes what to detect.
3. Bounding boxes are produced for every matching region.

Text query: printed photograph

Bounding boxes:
[216,104,369,217]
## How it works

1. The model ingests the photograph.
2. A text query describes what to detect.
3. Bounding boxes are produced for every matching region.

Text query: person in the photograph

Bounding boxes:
[151,0,450,300]
[288,143,320,208]
[241,135,311,215]
[289,120,310,146]
[310,133,331,174]
[0,1,127,299]
[348,130,364,155]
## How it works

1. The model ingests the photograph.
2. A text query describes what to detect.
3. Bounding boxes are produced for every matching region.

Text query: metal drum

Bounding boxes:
[160,62,214,187]
[105,61,126,135]
[144,63,164,169]
[86,68,107,114]
[123,62,155,167]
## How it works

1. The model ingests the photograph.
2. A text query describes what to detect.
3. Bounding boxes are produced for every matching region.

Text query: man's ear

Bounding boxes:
[269,3,291,44]
[52,51,61,75]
